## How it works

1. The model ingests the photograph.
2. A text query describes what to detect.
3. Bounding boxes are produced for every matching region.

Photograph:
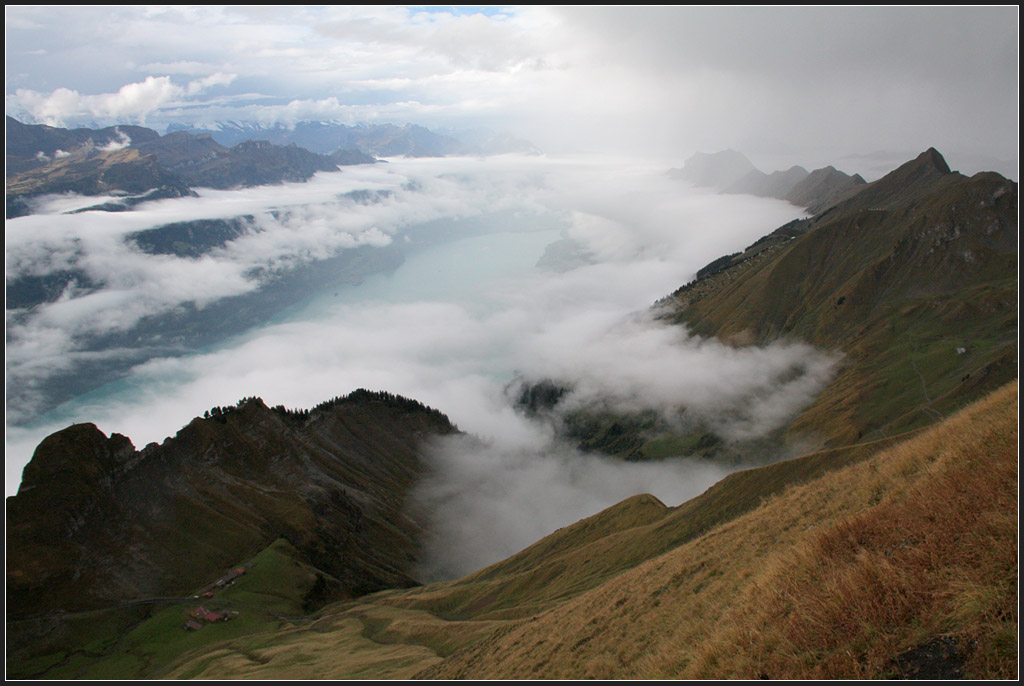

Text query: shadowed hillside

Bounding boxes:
[6,391,457,678]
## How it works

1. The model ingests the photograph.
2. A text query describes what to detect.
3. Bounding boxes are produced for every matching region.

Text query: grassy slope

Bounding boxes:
[418,381,1017,679]
[8,538,315,680]
[539,158,1016,466]
[663,161,1017,448]
[162,381,1017,680]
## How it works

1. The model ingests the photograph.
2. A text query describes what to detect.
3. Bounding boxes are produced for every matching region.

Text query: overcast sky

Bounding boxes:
[5,6,1019,175]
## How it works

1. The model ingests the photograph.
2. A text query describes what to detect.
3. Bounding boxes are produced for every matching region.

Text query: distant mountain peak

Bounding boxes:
[669,150,758,190]
[676,149,866,214]
[833,147,959,214]
[916,147,953,174]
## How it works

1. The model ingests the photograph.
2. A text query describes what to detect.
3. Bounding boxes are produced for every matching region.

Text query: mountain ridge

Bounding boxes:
[502,147,1015,472]
[166,119,541,157]
[664,147,1016,449]
[4,117,380,217]
[672,148,867,213]
[7,391,458,622]
[5,117,538,218]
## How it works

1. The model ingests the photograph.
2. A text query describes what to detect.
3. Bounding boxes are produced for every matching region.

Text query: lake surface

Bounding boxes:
[279,227,564,319]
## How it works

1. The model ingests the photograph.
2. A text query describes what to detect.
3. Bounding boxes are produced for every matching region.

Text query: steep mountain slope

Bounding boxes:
[664,148,1017,446]
[158,381,1017,680]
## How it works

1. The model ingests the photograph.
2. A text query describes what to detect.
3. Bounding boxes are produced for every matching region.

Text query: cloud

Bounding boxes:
[5,157,557,420]
[513,309,838,441]
[140,60,222,75]
[12,76,184,126]
[412,433,735,581]
[11,87,83,127]
[98,129,132,151]
[5,6,1016,177]
[5,154,841,588]
[186,72,237,96]
[5,154,810,428]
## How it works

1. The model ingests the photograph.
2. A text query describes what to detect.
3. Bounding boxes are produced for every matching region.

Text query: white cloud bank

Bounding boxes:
[12,76,185,126]
[6,155,841,579]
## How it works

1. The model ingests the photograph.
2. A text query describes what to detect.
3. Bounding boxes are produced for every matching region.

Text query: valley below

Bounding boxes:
[6,144,1018,680]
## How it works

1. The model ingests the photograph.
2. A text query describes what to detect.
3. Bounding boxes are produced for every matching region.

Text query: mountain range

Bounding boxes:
[665,148,1016,448]
[6,117,536,220]
[670,148,868,214]
[5,117,382,218]
[5,146,1018,679]
[167,120,542,157]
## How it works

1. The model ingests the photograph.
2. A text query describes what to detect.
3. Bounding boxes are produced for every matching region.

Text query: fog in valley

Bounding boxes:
[5,154,841,577]
[7,5,1015,580]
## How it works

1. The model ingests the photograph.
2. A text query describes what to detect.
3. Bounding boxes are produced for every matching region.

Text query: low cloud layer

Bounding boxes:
[5,158,547,421]
[6,155,840,579]
[516,310,839,442]
[412,432,737,581]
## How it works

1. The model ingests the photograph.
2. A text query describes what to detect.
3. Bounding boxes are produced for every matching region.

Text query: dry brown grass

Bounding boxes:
[685,381,1018,679]
[421,381,1017,679]
[161,613,444,680]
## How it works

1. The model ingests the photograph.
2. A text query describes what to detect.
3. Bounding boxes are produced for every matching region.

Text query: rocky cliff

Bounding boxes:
[7,391,457,621]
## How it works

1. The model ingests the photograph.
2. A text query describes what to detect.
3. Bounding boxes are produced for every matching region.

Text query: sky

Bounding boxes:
[5,5,1020,176]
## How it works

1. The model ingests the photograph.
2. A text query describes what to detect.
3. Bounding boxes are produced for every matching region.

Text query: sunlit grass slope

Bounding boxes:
[421,380,1017,679]
[165,381,1017,680]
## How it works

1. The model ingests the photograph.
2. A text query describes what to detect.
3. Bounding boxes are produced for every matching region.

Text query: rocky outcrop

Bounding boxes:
[7,392,458,619]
